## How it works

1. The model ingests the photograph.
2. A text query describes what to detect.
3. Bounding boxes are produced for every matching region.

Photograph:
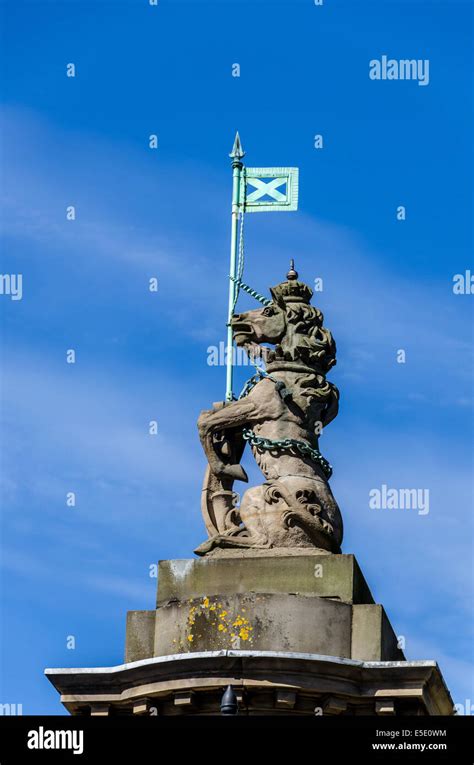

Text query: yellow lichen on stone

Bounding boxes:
[230,614,253,642]
[187,604,197,630]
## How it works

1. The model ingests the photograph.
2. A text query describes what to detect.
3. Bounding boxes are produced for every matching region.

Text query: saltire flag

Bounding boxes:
[240,167,299,213]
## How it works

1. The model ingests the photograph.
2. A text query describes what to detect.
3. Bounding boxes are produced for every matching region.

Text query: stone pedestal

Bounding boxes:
[126,555,404,663]
[45,554,454,716]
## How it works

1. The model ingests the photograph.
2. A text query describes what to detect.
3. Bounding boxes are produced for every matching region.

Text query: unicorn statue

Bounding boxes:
[196,262,342,556]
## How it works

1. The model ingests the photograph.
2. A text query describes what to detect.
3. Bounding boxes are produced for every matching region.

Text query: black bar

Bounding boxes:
[0,715,472,763]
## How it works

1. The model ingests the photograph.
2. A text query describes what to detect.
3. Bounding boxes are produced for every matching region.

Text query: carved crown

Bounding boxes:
[270,279,313,305]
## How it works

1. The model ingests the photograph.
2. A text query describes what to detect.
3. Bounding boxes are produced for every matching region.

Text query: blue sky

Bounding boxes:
[1,0,473,714]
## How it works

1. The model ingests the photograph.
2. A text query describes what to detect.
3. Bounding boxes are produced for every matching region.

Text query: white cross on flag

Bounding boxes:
[241,167,299,213]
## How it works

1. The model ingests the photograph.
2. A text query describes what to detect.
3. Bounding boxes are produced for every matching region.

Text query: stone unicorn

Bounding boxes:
[196,264,342,556]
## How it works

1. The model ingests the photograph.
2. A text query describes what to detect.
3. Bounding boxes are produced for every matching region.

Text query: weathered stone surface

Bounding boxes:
[123,555,404,663]
[125,611,155,664]
[156,554,374,607]
[154,592,352,657]
[351,604,405,662]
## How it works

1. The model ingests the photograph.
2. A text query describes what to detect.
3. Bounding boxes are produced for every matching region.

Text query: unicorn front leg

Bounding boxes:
[197,397,261,480]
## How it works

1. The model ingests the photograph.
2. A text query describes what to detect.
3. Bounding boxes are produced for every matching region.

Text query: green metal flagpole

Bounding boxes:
[225,132,245,401]
[224,134,298,400]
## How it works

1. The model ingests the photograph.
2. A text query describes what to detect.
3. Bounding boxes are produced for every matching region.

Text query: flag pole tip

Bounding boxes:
[287,259,298,280]
[229,131,245,159]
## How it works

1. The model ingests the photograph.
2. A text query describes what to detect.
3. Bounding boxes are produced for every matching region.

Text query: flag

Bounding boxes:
[241,167,299,213]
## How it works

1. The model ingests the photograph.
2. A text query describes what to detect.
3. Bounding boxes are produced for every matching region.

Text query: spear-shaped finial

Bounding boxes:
[287,259,298,280]
[226,132,246,401]
[229,131,245,160]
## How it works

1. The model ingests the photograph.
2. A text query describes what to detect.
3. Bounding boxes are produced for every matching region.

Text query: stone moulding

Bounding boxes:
[45,650,454,717]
